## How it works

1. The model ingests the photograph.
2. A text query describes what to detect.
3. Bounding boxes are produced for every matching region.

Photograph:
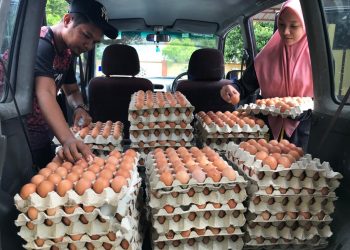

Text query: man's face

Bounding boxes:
[64,18,103,56]
[278,8,305,46]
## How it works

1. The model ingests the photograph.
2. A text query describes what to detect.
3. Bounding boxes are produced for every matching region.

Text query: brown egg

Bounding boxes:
[93,177,110,194]
[191,168,206,183]
[111,176,127,193]
[19,183,37,199]
[81,171,96,182]
[64,205,78,214]
[300,211,311,219]
[226,226,235,234]
[56,179,73,197]
[204,211,211,220]
[265,186,274,194]
[74,178,91,196]
[38,168,52,178]
[276,212,285,220]
[253,196,261,205]
[30,175,45,186]
[27,207,38,220]
[70,234,83,241]
[255,236,265,244]
[181,230,191,237]
[289,150,300,160]
[255,151,268,161]
[206,168,221,182]
[196,203,206,209]
[233,184,241,193]
[37,180,54,198]
[321,187,330,195]
[47,173,62,185]
[55,167,68,178]
[195,228,206,236]
[222,167,236,181]
[26,221,35,230]
[262,156,278,170]
[164,205,175,213]
[218,210,226,218]
[107,231,117,241]
[159,172,173,186]
[99,169,113,180]
[261,211,271,220]
[173,214,181,222]
[34,238,45,247]
[278,156,292,168]
[157,216,165,224]
[287,211,298,219]
[175,170,190,184]
[46,162,59,171]
[317,211,325,220]
[188,212,196,221]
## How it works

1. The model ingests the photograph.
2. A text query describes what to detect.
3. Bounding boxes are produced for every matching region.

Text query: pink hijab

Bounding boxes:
[254,0,314,139]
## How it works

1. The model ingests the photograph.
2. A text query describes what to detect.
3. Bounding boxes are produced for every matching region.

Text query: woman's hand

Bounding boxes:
[73,107,92,128]
[58,137,93,163]
[220,84,240,104]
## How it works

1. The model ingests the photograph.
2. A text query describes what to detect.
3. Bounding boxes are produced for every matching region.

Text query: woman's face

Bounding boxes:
[278,8,305,46]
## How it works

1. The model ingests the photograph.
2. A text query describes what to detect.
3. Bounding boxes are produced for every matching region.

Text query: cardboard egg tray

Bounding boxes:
[128,108,194,124]
[130,122,193,130]
[74,121,123,146]
[128,91,195,112]
[88,143,123,154]
[153,235,244,250]
[237,97,314,119]
[130,128,193,143]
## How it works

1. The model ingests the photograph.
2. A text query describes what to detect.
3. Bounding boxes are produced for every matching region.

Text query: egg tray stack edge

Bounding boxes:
[128,91,195,166]
[144,147,248,250]
[195,111,269,152]
[14,150,143,250]
[225,141,342,249]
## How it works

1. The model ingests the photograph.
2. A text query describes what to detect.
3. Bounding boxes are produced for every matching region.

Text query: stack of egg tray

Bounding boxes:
[74,120,124,155]
[128,90,195,165]
[237,97,314,119]
[14,150,142,250]
[225,141,342,249]
[195,111,269,152]
[145,147,248,250]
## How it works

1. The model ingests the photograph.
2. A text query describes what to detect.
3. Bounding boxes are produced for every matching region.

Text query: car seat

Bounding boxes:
[88,44,153,139]
[175,48,234,113]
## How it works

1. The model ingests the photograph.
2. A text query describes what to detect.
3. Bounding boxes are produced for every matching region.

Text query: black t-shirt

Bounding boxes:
[27,26,77,150]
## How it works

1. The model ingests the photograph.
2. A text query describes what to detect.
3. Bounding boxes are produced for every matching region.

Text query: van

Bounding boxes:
[0,0,349,249]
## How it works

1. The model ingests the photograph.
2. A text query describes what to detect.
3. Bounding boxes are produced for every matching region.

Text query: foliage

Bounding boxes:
[46,0,69,26]
[254,22,274,53]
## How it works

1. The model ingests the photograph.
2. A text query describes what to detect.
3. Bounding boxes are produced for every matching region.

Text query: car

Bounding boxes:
[0,0,350,249]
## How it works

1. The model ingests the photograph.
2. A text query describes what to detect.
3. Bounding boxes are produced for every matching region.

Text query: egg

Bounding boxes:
[275,212,285,220]
[226,226,235,234]
[47,173,62,185]
[187,188,195,197]
[55,167,68,178]
[255,151,268,161]
[70,234,83,241]
[277,156,292,168]
[218,210,226,218]
[27,207,38,220]
[287,211,297,219]
[19,183,37,199]
[26,221,34,230]
[165,230,175,239]
[262,156,278,170]
[159,172,173,186]
[265,186,274,194]
[255,236,265,244]
[181,230,191,237]
[164,205,174,213]
[222,168,236,181]
[107,231,117,241]
[111,176,127,193]
[204,211,211,220]
[176,170,190,184]
[34,238,45,247]
[188,212,196,221]
[64,205,78,214]
[173,214,181,222]
[74,178,91,196]
[233,184,241,193]
[227,199,237,209]
[57,179,73,197]
[37,180,54,198]
[187,238,195,246]
[300,211,311,219]
[103,243,113,250]
[261,211,271,220]
[38,168,52,178]
[30,175,45,186]
[317,211,325,220]
[157,216,165,224]
[206,168,221,182]
[196,203,206,209]
[93,177,110,194]
[195,228,206,236]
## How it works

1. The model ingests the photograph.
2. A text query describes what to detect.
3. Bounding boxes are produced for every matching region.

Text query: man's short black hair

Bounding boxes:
[70,12,90,27]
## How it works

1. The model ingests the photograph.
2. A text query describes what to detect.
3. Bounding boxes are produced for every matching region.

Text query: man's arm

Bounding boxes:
[61,83,92,127]
[35,76,92,162]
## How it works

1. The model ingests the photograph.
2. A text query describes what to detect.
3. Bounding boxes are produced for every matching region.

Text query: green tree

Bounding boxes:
[46,0,69,26]
[162,38,197,63]
[254,22,274,53]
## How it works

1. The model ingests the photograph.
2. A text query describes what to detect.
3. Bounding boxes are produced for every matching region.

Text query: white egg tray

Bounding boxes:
[130,129,193,143]
[89,143,122,152]
[248,212,332,225]
[245,236,328,248]
[226,142,343,179]
[130,122,193,130]
[237,98,314,119]
[247,196,335,215]
[149,189,247,209]
[154,227,244,242]
[128,109,194,124]
[131,140,192,149]
[22,229,142,250]
[246,224,331,240]
[198,130,267,140]
[253,187,336,197]
[15,172,141,212]
[153,235,244,250]
[195,118,269,134]
[74,122,123,146]
[153,211,246,234]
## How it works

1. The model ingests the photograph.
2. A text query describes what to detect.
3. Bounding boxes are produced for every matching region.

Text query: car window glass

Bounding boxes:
[322,0,350,103]
[224,25,244,81]
[95,32,218,78]
[0,0,21,102]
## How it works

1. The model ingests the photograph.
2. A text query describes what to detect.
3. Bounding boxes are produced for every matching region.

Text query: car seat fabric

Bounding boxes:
[176,48,234,113]
[88,44,153,139]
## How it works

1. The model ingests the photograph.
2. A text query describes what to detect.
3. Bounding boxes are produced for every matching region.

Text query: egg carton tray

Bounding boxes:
[131,140,192,149]
[237,99,314,119]
[152,210,246,233]
[244,236,328,249]
[149,189,247,208]
[154,227,244,242]
[74,121,123,146]
[129,109,194,124]
[247,195,335,214]
[22,230,142,250]
[18,210,140,241]
[130,130,193,143]
[226,142,343,180]
[153,235,244,250]
[195,118,269,134]
[247,212,332,225]
[246,224,332,240]
[15,172,141,212]
[130,122,193,130]
[198,130,267,140]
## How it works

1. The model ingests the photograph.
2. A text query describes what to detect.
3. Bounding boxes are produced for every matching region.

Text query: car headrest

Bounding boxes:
[187,48,225,81]
[102,44,140,76]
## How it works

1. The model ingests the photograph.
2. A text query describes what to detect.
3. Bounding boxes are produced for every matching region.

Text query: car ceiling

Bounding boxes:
[67,0,283,36]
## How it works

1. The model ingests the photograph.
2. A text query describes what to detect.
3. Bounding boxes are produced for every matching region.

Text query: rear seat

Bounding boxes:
[88,44,153,139]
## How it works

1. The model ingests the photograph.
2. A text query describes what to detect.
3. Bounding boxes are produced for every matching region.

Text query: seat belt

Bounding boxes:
[318,85,350,152]
[78,55,88,104]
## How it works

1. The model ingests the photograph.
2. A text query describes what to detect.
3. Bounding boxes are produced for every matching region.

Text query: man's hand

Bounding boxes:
[58,137,93,163]
[220,84,240,104]
[73,107,92,128]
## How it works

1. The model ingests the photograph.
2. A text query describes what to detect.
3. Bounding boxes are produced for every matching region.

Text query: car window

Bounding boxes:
[322,0,350,103]
[0,0,21,102]
[95,32,218,78]
[224,25,244,81]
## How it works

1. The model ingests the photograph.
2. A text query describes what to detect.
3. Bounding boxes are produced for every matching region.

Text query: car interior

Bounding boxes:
[0,0,350,249]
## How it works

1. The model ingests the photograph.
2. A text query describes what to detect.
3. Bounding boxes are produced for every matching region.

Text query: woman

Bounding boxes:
[220,0,313,150]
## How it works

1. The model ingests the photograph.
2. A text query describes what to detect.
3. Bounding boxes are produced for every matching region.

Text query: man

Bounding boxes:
[27,0,117,168]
